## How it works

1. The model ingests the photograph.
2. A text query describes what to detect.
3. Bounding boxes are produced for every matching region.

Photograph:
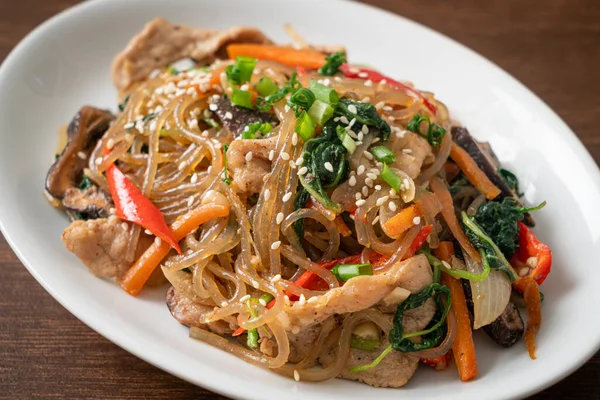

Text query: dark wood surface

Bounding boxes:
[1,0,598,399]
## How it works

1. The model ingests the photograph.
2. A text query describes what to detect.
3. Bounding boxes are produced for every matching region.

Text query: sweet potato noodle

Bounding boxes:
[49,20,551,387]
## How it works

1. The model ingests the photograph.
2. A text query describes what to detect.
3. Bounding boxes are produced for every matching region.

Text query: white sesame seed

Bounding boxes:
[94,157,103,165]
[213,142,222,149]
[124,122,135,129]
[253,281,260,289]
[239,294,251,302]
[362,186,369,196]
[372,215,380,225]
[361,125,369,134]
[178,161,187,170]
[284,104,290,113]
[403,178,410,189]
[155,237,162,245]
[519,268,530,277]
[190,173,199,184]
[413,216,421,225]
[358,72,369,78]
[362,97,371,103]
[347,118,357,129]
[372,137,381,144]
[294,370,300,382]
[259,298,267,306]
[264,189,271,201]
[292,133,298,146]
[323,78,331,86]
[207,166,213,174]
[347,129,358,139]
[389,188,397,196]
[281,152,290,161]
[289,160,296,169]
[284,295,291,306]
[221,301,229,307]
[375,101,385,110]
[268,150,275,161]
[364,79,373,87]
[357,131,364,141]
[389,202,397,212]
[355,192,363,200]
[333,117,340,122]
[144,229,152,235]
[105,138,115,150]
[348,104,358,114]
[363,151,374,160]
[442,261,452,270]
[271,241,281,250]
[271,274,282,283]
[403,148,413,154]
[388,116,396,121]
[349,175,357,187]
[526,256,539,268]
[381,79,388,84]
[201,130,210,137]
[365,178,374,188]
[376,195,390,206]
[188,119,199,129]
[224,111,233,120]
[324,162,334,172]
[298,294,306,305]
[375,184,382,190]
[283,192,292,202]
[187,196,194,207]
[340,116,349,124]
[355,199,366,207]
[366,172,378,180]
[334,76,343,82]
[245,152,253,162]
[298,166,308,175]
[383,105,393,111]
[296,156,304,165]
[276,212,284,224]
[209,103,218,111]
[77,151,87,160]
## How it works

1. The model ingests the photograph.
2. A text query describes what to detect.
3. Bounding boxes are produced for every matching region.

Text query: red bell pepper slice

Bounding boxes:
[511,221,552,293]
[339,64,437,114]
[106,164,181,254]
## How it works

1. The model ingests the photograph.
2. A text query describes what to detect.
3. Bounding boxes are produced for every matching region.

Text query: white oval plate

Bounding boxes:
[1,0,599,399]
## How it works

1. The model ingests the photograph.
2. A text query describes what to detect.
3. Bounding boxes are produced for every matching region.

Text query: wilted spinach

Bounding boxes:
[499,167,524,197]
[318,52,347,76]
[335,99,390,141]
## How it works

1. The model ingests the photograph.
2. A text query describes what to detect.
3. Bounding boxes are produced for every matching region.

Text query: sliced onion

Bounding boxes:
[465,254,511,329]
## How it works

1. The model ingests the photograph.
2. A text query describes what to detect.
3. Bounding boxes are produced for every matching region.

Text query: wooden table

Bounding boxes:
[1,0,598,398]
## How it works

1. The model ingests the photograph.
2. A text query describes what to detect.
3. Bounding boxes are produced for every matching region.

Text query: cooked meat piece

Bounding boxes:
[376,287,411,314]
[112,18,271,91]
[319,300,436,388]
[287,323,322,363]
[278,254,433,332]
[227,136,277,194]
[483,302,524,347]
[166,286,235,335]
[45,107,114,201]
[62,186,113,221]
[61,217,131,278]
[389,132,432,179]
[452,126,534,226]
[212,97,278,137]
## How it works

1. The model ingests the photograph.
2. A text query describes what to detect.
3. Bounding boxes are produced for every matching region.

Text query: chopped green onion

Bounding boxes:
[309,80,339,105]
[370,146,396,164]
[295,111,316,141]
[336,125,356,154]
[167,66,179,75]
[222,143,231,185]
[288,88,315,116]
[231,89,254,109]
[381,163,402,193]
[142,113,157,122]
[350,336,380,351]
[246,300,259,348]
[260,293,275,304]
[406,115,446,146]
[331,263,373,281]
[307,100,334,126]
[421,250,490,282]
[254,77,278,96]
[225,56,257,85]
[242,122,273,139]
[318,51,347,76]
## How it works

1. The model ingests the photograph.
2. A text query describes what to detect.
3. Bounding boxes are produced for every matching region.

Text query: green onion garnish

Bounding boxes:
[242,121,273,140]
[260,293,275,304]
[406,115,446,146]
[318,51,347,76]
[231,89,254,109]
[336,125,356,154]
[307,100,334,126]
[222,143,232,185]
[331,263,373,281]
[350,336,381,351]
[288,88,315,117]
[381,163,402,193]
[246,300,259,348]
[309,80,339,105]
[370,146,396,164]
[225,56,257,85]
[295,111,316,141]
[254,76,278,96]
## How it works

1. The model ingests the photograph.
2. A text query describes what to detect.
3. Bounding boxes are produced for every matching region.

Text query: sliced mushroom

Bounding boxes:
[211,97,278,137]
[62,186,113,221]
[451,126,534,226]
[45,106,114,201]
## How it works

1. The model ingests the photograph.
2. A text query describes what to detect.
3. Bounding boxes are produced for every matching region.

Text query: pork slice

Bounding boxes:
[62,217,130,278]
[112,18,271,91]
[287,323,322,363]
[227,136,277,194]
[389,132,432,179]
[278,254,433,332]
[166,286,235,335]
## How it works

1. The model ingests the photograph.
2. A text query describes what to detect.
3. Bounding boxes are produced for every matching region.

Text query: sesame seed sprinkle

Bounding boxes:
[271,274,282,283]
[221,301,229,307]
[298,294,306,306]
[324,162,334,172]
[209,103,218,111]
[281,152,290,161]
[355,199,366,207]
[442,261,452,270]
[271,241,281,250]
[144,229,152,235]
[365,178,373,188]
[375,101,385,110]
[348,104,358,114]
[363,151,374,160]
[264,189,271,201]
[355,192,363,200]
[372,215,380,225]
[340,116,349,124]
[376,195,389,206]
[294,370,300,382]
[292,133,299,146]
[276,213,284,224]
[389,202,397,211]
[296,156,304,165]
[253,281,260,289]
[364,80,373,87]
[362,186,369,196]
[239,294,251,302]
[289,160,296,169]
[259,298,267,306]
[362,97,371,103]
[268,150,275,161]
[94,157,103,165]
[77,151,87,160]
[245,152,253,162]
[366,172,377,180]
[357,165,366,175]
[283,192,292,202]
[413,216,421,225]
[375,184,382,190]
[298,166,308,175]
[190,173,199,184]
[187,196,194,207]
[403,148,413,154]
[155,237,162,245]
[349,176,357,186]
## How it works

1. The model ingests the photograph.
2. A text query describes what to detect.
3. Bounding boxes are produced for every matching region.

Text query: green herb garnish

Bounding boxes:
[222,143,232,185]
[225,56,257,85]
[318,51,347,76]
[335,98,390,141]
[499,168,524,197]
[406,115,446,146]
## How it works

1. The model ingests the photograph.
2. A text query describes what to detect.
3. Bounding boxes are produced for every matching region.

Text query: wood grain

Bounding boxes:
[0,0,598,399]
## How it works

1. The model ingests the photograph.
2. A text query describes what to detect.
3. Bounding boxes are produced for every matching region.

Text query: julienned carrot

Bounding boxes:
[523,277,542,360]
[436,241,478,382]
[450,143,501,200]
[383,204,421,237]
[430,177,481,263]
[444,161,461,182]
[120,204,230,296]
[227,44,326,69]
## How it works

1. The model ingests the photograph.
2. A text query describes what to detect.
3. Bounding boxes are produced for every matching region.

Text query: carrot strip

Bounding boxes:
[209,67,225,86]
[444,161,461,182]
[430,177,481,262]
[523,277,542,360]
[120,204,230,296]
[436,241,478,382]
[227,44,326,69]
[383,204,422,237]
[232,327,245,337]
[421,353,452,370]
[450,143,501,200]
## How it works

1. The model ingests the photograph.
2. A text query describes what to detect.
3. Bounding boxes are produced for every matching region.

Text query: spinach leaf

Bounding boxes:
[318,52,347,76]
[462,211,518,281]
[472,197,524,258]
[389,283,451,352]
[335,99,390,141]
[78,175,94,191]
[299,121,349,211]
[499,167,524,197]
[292,186,310,240]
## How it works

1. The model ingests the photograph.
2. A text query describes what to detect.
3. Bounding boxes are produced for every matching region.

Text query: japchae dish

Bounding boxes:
[45,19,552,387]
